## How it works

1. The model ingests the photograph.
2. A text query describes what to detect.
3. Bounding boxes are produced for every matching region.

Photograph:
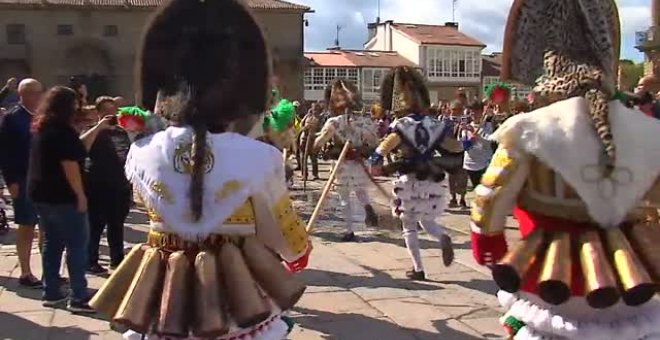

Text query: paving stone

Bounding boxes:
[368,297,452,326]
[295,315,417,340]
[351,285,415,301]
[0,290,47,313]
[51,309,112,331]
[287,326,330,339]
[461,317,506,339]
[86,330,124,340]
[294,291,382,321]
[0,311,53,339]
[412,318,486,340]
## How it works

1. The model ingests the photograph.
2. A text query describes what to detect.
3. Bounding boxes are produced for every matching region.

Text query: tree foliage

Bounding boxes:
[619,59,645,91]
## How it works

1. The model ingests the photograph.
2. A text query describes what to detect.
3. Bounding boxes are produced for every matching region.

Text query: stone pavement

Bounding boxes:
[0,161,520,340]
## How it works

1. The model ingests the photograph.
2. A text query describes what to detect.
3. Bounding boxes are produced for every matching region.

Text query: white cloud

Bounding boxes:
[297,0,652,61]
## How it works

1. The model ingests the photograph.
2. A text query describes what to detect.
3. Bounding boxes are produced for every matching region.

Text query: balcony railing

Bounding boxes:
[636,28,660,50]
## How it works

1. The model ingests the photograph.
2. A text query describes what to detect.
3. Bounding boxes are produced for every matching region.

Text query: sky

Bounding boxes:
[295,0,653,62]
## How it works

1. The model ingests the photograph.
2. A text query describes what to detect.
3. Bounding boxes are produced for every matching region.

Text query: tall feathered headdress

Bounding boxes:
[324,78,361,114]
[263,98,295,133]
[501,0,621,173]
[381,66,430,117]
[485,82,512,105]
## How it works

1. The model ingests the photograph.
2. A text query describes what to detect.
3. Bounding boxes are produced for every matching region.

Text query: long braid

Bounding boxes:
[585,88,616,174]
[534,50,616,176]
[189,106,208,221]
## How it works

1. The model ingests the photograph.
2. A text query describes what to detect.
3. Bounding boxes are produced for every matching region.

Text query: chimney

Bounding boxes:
[445,22,459,29]
[385,20,393,51]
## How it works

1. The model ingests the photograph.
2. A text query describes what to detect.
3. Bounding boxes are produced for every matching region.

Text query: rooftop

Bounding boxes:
[0,0,311,11]
[305,49,417,68]
[385,22,486,47]
[482,52,503,77]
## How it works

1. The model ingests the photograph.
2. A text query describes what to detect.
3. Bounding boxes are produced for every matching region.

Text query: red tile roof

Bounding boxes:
[392,23,485,47]
[0,0,311,11]
[305,50,416,68]
[482,53,503,77]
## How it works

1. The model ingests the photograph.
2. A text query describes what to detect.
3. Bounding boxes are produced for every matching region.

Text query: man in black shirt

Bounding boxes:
[84,96,131,274]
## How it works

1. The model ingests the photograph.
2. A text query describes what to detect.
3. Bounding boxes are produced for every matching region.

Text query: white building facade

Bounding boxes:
[365,21,486,102]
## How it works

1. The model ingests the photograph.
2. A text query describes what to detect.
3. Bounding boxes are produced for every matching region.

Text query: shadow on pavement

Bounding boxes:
[301,268,442,292]
[436,277,499,296]
[311,231,472,251]
[292,307,482,340]
[430,319,488,340]
[0,311,97,340]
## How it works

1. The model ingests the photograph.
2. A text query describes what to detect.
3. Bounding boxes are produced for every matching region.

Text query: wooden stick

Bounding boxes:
[302,130,314,192]
[282,148,288,165]
[306,140,352,233]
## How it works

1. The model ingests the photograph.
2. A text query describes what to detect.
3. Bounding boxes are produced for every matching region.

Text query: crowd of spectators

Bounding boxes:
[0,76,132,313]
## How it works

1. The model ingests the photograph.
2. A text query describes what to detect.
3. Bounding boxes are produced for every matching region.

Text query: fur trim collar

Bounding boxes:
[493,97,660,228]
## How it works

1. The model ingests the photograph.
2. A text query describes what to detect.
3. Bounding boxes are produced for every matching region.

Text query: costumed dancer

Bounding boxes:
[297,102,323,181]
[368,66,463,280]
[90,1,311,339]
[261,96,297,187]
[470,1,660,339]
[313,79,379,242]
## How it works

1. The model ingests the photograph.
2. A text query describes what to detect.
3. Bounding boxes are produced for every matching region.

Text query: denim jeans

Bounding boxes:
[35,203,89,301]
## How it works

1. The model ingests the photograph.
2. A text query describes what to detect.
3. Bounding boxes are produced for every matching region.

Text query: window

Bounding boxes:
[427,47,482,79]
[57,24,73,36]
[304,67,359,91]
[103,25,118,37]
[362,68,387,94]
[6,24,25,45]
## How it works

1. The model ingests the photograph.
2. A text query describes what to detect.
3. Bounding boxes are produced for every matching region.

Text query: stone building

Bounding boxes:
[635,0,660,91]
[0,0,311,103]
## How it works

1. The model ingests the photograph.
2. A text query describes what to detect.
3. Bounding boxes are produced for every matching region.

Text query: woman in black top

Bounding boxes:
[28,86,112,312]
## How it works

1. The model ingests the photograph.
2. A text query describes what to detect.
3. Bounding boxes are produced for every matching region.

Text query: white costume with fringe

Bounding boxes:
[314,114,379,233]
[471,97,660,340]
[90,127,309,340]
[371,114,462,273]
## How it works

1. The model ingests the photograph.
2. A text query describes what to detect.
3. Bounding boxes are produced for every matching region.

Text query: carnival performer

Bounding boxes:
[297,102,323,181]
[368,66,463,280]
[470,1,660,339]
[90,1,311,339]
[313,79,379,242]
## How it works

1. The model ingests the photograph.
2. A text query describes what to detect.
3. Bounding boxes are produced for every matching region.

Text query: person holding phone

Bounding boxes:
[83,96,131,274]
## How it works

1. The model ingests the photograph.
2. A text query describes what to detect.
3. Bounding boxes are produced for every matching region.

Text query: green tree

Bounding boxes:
[619,59,645,91]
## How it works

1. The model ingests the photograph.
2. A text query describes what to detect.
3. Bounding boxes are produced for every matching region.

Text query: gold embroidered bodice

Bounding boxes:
[143,195,307,255]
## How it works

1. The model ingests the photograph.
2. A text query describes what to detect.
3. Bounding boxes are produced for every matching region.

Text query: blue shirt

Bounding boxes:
[0,105,33,184]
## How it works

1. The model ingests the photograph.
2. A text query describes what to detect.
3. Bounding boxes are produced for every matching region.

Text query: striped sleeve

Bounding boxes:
[470,145,530,235]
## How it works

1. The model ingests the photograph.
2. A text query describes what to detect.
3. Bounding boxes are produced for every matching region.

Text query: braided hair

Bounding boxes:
[137,0,270,221]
